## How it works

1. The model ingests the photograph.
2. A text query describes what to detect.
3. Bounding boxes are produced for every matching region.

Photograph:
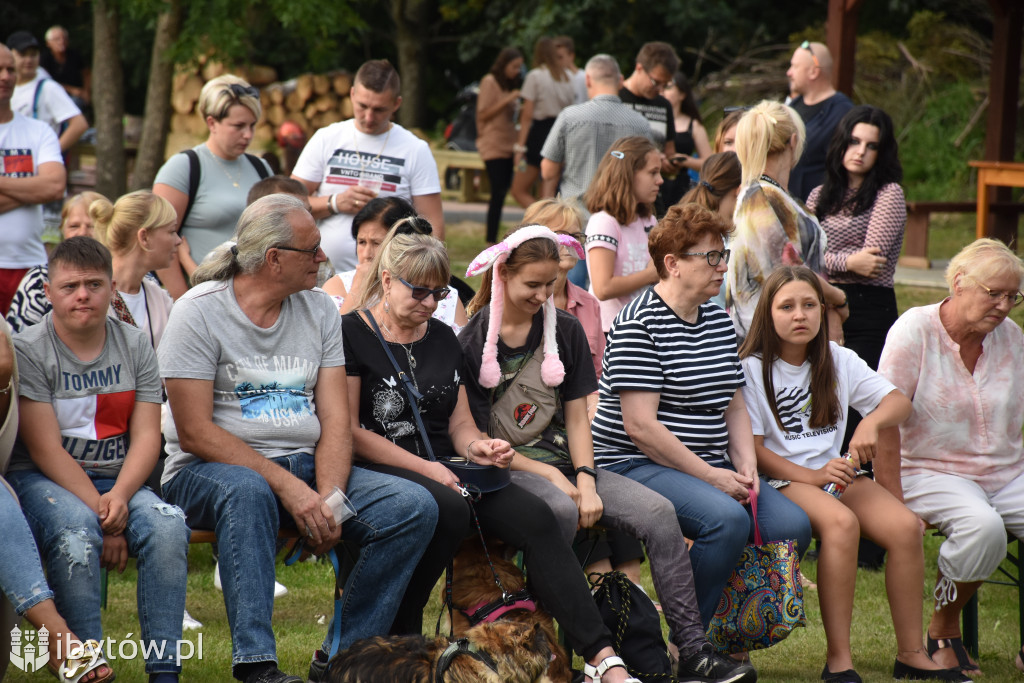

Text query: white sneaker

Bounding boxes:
[214,561,288,599]
[182,609,203,631]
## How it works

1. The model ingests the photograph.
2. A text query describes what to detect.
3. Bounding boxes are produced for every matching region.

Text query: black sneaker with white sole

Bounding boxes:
[677,643,758,683]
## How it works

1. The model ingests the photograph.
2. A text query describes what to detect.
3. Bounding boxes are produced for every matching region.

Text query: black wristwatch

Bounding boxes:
[575,466,598,479]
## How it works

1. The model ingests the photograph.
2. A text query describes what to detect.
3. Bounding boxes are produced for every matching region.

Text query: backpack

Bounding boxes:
[589,571,674,682]
[178,148,270,230]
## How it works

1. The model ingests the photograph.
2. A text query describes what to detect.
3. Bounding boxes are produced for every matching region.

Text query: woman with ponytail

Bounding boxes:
[726,101,847,341]
[91,190,179,347]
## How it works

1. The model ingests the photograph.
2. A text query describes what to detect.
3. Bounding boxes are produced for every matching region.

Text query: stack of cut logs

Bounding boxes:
[166,60,353,157]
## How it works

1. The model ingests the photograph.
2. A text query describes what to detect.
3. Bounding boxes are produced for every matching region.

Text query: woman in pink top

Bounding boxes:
[584,136,662,332]
[877,238,1024,677]
[476,47,523,244]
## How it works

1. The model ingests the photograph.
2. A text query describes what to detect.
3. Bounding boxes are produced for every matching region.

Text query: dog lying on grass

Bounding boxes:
[450,539,572,683]
[325,621,553,683]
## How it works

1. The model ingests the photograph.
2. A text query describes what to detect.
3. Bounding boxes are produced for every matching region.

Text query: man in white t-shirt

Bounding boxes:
[291,59,443,271]
[0,45,66,315]
[6,31,87,154]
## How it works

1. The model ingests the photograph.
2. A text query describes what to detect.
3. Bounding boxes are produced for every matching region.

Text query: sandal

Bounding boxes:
[50,639,116,683]
[583,655,641,682]
[927,635,981,674]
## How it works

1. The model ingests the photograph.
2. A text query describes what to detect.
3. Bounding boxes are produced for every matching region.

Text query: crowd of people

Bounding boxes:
[1,25,1022,683]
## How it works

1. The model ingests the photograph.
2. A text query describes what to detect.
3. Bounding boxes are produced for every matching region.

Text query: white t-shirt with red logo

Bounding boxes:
[292,120,441,271]
[0,113,62,268]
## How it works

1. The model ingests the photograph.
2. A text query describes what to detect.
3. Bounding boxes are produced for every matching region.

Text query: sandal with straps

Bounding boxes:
[927,635,981,674]
[583,655,641,683]
[50,639,116,683]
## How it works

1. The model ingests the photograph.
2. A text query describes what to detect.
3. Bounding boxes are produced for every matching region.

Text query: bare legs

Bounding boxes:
[926,574,983,672]
[783,478,947,673]
[22,600,113,680]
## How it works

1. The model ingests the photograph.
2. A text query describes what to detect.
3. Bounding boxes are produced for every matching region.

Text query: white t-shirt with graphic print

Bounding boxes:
[742,343,894,471]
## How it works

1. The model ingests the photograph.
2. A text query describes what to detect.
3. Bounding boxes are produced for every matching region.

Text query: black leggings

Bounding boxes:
[365,464,613,660]
[484,158,514,243]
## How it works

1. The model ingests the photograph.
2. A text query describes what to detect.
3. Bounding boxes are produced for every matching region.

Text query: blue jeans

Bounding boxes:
[0,482,55,615]
[162,453,437,667]
[605,457,812,626]
[6,470,190,673]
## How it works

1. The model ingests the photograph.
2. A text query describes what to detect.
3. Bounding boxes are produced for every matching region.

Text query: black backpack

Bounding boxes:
[178,148,270,230]
[589,571,674,682]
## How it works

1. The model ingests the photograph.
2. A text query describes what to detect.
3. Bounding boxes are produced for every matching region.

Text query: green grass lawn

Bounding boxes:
[7,218,1023,682]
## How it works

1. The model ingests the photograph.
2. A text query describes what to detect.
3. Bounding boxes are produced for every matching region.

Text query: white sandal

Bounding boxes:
[51,639,116,683]
[583,655,641,683]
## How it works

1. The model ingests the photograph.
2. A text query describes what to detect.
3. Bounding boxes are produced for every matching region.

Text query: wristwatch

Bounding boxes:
[575,466,598,479]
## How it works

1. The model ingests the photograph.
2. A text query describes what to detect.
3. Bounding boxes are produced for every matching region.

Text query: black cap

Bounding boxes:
[6,31,39,53]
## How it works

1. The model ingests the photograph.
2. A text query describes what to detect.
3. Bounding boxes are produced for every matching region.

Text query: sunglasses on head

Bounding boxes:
[228,83,260,99]
[399,276,450,302]
[800,41,821,68]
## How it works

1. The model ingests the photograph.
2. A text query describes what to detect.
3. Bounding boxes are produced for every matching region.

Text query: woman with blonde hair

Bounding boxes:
[6,191,106,333]
[91,190,180,347]
[341,224,642,683]
[511,37,577,208]
[154,74,271,298]
[584,135,662,331]
[726,100,847,340]
[878,238,1024,677]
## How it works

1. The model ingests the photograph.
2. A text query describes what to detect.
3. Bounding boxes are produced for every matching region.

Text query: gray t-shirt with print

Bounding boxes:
[158,280,345,485]
[10,315,162,476]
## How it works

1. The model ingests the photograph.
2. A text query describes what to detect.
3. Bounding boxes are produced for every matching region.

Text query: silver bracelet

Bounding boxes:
[466,439,479,459]
[328,194,339,215]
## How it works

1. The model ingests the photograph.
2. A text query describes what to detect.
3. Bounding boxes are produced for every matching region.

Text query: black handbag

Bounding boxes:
[363,310,510,493]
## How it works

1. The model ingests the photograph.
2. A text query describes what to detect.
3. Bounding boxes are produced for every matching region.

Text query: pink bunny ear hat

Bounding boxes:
[466,225,586,388]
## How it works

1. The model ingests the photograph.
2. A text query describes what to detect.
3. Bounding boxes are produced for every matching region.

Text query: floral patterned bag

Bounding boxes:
[706,490,806,653]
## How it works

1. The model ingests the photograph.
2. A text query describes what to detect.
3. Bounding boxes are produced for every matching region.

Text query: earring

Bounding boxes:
[383,296,390,312]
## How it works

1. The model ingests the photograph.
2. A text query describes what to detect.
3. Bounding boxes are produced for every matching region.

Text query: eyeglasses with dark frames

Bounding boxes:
[965,274,1024,307]
[273,242,322,258]
[680,249,731,267]
[645,71,670,91]
[399,277,451,302]
[799,41,821,69]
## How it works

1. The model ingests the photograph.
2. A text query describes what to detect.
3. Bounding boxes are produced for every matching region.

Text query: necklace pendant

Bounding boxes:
[408,354,417,370]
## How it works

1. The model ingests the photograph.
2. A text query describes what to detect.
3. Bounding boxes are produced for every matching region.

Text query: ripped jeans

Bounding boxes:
[6,469,190,674]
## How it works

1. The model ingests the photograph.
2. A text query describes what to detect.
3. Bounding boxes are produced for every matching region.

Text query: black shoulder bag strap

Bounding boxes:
[245,153,271,179]
[180,149,201,233]
[362,309,436,462]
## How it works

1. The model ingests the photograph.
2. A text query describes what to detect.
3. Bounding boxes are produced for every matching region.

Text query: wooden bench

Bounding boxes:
[900,201,1024,269]
[433,148,490,203]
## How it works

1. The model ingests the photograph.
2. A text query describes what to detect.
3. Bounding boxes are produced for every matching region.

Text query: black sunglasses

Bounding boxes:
[399,277,450,302]
[228,83,260,99]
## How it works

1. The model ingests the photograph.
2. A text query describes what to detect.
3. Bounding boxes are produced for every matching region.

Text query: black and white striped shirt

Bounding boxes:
[592,287,745,467]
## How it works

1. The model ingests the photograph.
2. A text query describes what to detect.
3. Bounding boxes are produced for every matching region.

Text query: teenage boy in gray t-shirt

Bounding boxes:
[7,236,189,681]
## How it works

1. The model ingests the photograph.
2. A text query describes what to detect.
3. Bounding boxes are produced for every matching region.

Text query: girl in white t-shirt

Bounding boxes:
[738,266,967,683]
[584,136,662,331]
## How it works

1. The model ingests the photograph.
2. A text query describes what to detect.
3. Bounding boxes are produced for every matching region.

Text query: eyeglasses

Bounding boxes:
[399,277,451,302]
[964,275,1024,306]
[228,83,260,99]
[681,249,731,266]
[554,230,584,242]
[645,71,670,91]
[800,41,821,69]
[273,242,322,258]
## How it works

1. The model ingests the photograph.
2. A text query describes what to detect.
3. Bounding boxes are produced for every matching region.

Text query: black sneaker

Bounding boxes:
[677,643,757,683]
[307,649,329,683]
[244,665,302,683]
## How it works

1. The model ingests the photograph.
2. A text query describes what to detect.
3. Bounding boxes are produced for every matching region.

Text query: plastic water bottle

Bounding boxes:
[823,452,856,499]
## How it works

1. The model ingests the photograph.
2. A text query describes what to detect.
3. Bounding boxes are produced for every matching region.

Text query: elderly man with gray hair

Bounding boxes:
[539,54,654,202]
[158,194,437,683]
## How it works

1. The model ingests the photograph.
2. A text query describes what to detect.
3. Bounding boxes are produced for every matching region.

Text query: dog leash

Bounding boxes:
[432,637,499,682]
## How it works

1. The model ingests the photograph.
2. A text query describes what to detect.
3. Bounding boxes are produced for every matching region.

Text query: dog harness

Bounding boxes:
[461,588,538,626]
[433,638,498,682]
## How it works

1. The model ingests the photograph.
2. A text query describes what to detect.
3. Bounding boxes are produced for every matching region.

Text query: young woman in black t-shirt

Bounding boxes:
[341,224,641,683]
[460,226,756,683]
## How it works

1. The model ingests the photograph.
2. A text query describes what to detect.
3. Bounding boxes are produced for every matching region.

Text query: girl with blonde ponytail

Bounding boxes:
[727,100,848,341]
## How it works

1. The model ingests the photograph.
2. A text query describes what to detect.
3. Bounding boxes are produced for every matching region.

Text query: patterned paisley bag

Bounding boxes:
[706,489,805,653]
